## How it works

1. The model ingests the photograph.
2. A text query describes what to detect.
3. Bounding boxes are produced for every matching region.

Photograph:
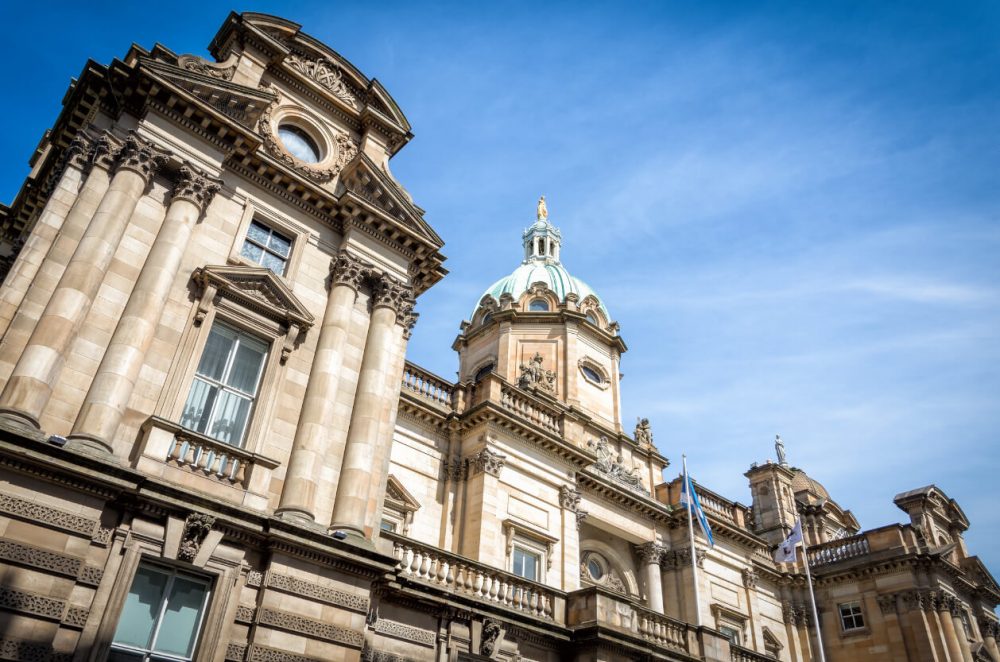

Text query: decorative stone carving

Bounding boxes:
[443,457,467,482]
[742,567,758,589]
[481,618,502,657]
[171,164,222,213]
[248,644,326,662]
[267,572,369,612]
[177,54,237,80]
[330,251,370,291]
[78,565,104,587]
[399,303,419,339]
[575,510,588,530]
[876,594,897,615]
[373,618,436,647]
[0,539,84,578]
[245,569,264,587]
[90,132,123,171]
[257,607,365,646]
[61,606,89,629]
[634,542,664,565]
[258,100,358,183]
[587,437,647,495]
[634,417,653,447]
[225,642,248,661]
[0,493,98,537]
[0,638,71,662]
[64,133,95,172]
[518,352,555,392]
[662,547,706,570]
[235,605,256,623]
[113,132,170,185]
[0,586,66,620]
[371,275,413,317]
[178,512,215,562]
[781,601,811,626]
[558,485,581,511]
[467,448,506,477]
[284,53,359,107]
[360,646,416,662]
[979,618,1000,639]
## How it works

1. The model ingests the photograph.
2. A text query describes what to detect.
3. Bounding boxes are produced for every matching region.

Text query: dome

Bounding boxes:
[473,197,611,319]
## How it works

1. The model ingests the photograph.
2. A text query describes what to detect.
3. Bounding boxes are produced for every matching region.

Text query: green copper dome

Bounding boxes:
[474,198,611,319]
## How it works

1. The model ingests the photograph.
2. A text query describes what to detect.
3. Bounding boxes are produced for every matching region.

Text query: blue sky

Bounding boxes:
[3,2,999,569]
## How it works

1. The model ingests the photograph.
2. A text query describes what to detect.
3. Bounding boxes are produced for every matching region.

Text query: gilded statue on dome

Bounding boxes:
[537,195,548,221]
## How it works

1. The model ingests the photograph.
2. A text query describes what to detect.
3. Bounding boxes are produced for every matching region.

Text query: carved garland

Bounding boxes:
[258,100,358,183]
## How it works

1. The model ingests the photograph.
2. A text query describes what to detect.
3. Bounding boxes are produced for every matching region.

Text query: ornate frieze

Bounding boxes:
[360,646,417,662]
[518,353,555,392]
[247,644,327,662]
[266,572,369,613]
[225,642,248,662]
[257,607,365,647]
[0,586,66,620]
[634,542,664,566]
[0,493,98,537]
[0,539,84,579]
[178,512,215,562]
[246,569,264,587]
[235,605,256,624]
[171,164,222,213]
[284,53,359,108]
[177,54,237,80]
[467,448,506,477]
[61,606,89,629]
[113,132,170,185]
[78,565,104,587]
[558,485,582,511]
[587,437,648,495]
[372,618,436,647]
[0,638,71,662]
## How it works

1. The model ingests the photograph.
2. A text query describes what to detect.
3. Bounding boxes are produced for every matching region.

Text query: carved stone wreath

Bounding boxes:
[258,100,358,183]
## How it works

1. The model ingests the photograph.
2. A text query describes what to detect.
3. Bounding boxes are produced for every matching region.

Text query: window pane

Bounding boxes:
[113,565,169,650]
[153,576,208,657]
[196,326,235,382]
[247,221,270,245]
[266,231,292,258]
[181,379,218,434]
[226,338,267,394]
[240,241,263,264]
[209,390,252,446]
[261,251,287,275]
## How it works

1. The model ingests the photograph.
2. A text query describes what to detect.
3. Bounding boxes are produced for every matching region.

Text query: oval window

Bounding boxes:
[581,365,603,384]
[529,299,549,312]
[277,124,321,163]
[587,558,604,580]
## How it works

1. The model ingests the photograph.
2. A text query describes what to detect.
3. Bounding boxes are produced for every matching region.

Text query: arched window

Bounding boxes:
[529,299,550,312]
[585,311,599,325]
[474,363,494,382]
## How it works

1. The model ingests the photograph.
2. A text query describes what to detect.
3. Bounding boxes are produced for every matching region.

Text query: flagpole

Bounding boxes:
[683,454,702,627]
[800,540,826,662]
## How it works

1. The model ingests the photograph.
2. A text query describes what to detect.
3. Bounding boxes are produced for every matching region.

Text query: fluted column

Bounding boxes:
[0,132,168,428]
[330,274,411,536]
[67,164,220,455]
[636,542,665,614]
[276,252,367,523]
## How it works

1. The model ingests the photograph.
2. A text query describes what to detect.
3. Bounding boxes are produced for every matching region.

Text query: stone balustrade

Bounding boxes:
[807,533,871,566]
[387,532,564,623]
[566,586,692,655]
[401,361,455,410]
[731,643,773,662]
[499,383,562,435]
[633,601,691,652]
[696,486,738,524]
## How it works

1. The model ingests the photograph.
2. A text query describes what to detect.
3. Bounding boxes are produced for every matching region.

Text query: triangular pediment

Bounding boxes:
[140,57,276,129]
[338,153,443,247]
[962,556,1000,598]
[385,475,420,513]
[762,627,783,650]
[193,265,314,330]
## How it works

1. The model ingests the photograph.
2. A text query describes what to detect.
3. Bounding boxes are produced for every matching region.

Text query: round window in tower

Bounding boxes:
[277,124,322,163]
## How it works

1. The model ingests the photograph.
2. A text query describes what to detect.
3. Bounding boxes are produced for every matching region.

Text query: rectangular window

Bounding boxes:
[180,323,268,447]
[512,547,540,581]
[379,519,397,532]
[719,625,741,645]
[839,601,865,631]
[240,220,292,275]
[109,564,211,662]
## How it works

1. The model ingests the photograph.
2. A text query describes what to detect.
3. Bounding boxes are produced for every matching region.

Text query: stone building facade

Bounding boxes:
[0,11,996,662]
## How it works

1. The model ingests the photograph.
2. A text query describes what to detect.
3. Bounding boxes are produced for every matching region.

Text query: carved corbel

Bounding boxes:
[178,513,215,562]
[194,279,218,326]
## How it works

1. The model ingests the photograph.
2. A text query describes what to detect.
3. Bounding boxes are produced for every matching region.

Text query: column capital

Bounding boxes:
[559,484,582,511]
[372,274,413,316]
[467,447,506,477]
[329,250,370,292]
[634,541,664,565]
[979,618,1000,639]
[89,132,122,171]
[64,133,95,171]
[171,164,222,213]
[113,132,170,184]
[398,300,418,339]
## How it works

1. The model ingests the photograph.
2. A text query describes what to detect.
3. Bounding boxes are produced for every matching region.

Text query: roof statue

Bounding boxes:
[537,195,548,221]
[634,417,653,447]
[775,434,788,467]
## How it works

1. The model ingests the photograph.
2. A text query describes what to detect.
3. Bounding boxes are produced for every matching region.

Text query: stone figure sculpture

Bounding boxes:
[634,417,653,446]
[588,436,644,492]
[537,195,548,220]
[518,352,555,392]
[775,434,787,467]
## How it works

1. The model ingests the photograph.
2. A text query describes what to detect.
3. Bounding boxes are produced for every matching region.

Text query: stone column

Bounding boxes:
[951,607,973,662]
[329,274,410,536]
[636,542,665,614]
[979,619,1000,662]
[276,252,367,523]
[0,134,92,332]
[937,596,970,662]
[0,135,117,379]
[559,484,583,592]
[0,132,168,428]
[68,164,220,455]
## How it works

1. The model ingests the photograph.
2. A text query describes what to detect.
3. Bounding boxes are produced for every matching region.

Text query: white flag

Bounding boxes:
[773,519,803,563]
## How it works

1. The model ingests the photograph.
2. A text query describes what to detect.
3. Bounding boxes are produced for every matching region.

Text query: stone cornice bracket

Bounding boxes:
[178,512,215,562]
[371,274,412,317]
[171,163,223,214]
[113,132,171,187]
[559,484,582,512]
[634,542,664,565]
[466,447,506,477]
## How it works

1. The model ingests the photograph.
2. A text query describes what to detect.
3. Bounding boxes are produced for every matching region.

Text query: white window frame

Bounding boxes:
[179,322,268,448]
[227,200,309,282]
[109,563,212,662]
[839,600,866,632]
[511,545,543,582]
[239,219,293,275]
[502,519,556,584]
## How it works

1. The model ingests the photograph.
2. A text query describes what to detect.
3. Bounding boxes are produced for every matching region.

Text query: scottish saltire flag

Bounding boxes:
[773,519,803,563]
[680,470,715,547]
